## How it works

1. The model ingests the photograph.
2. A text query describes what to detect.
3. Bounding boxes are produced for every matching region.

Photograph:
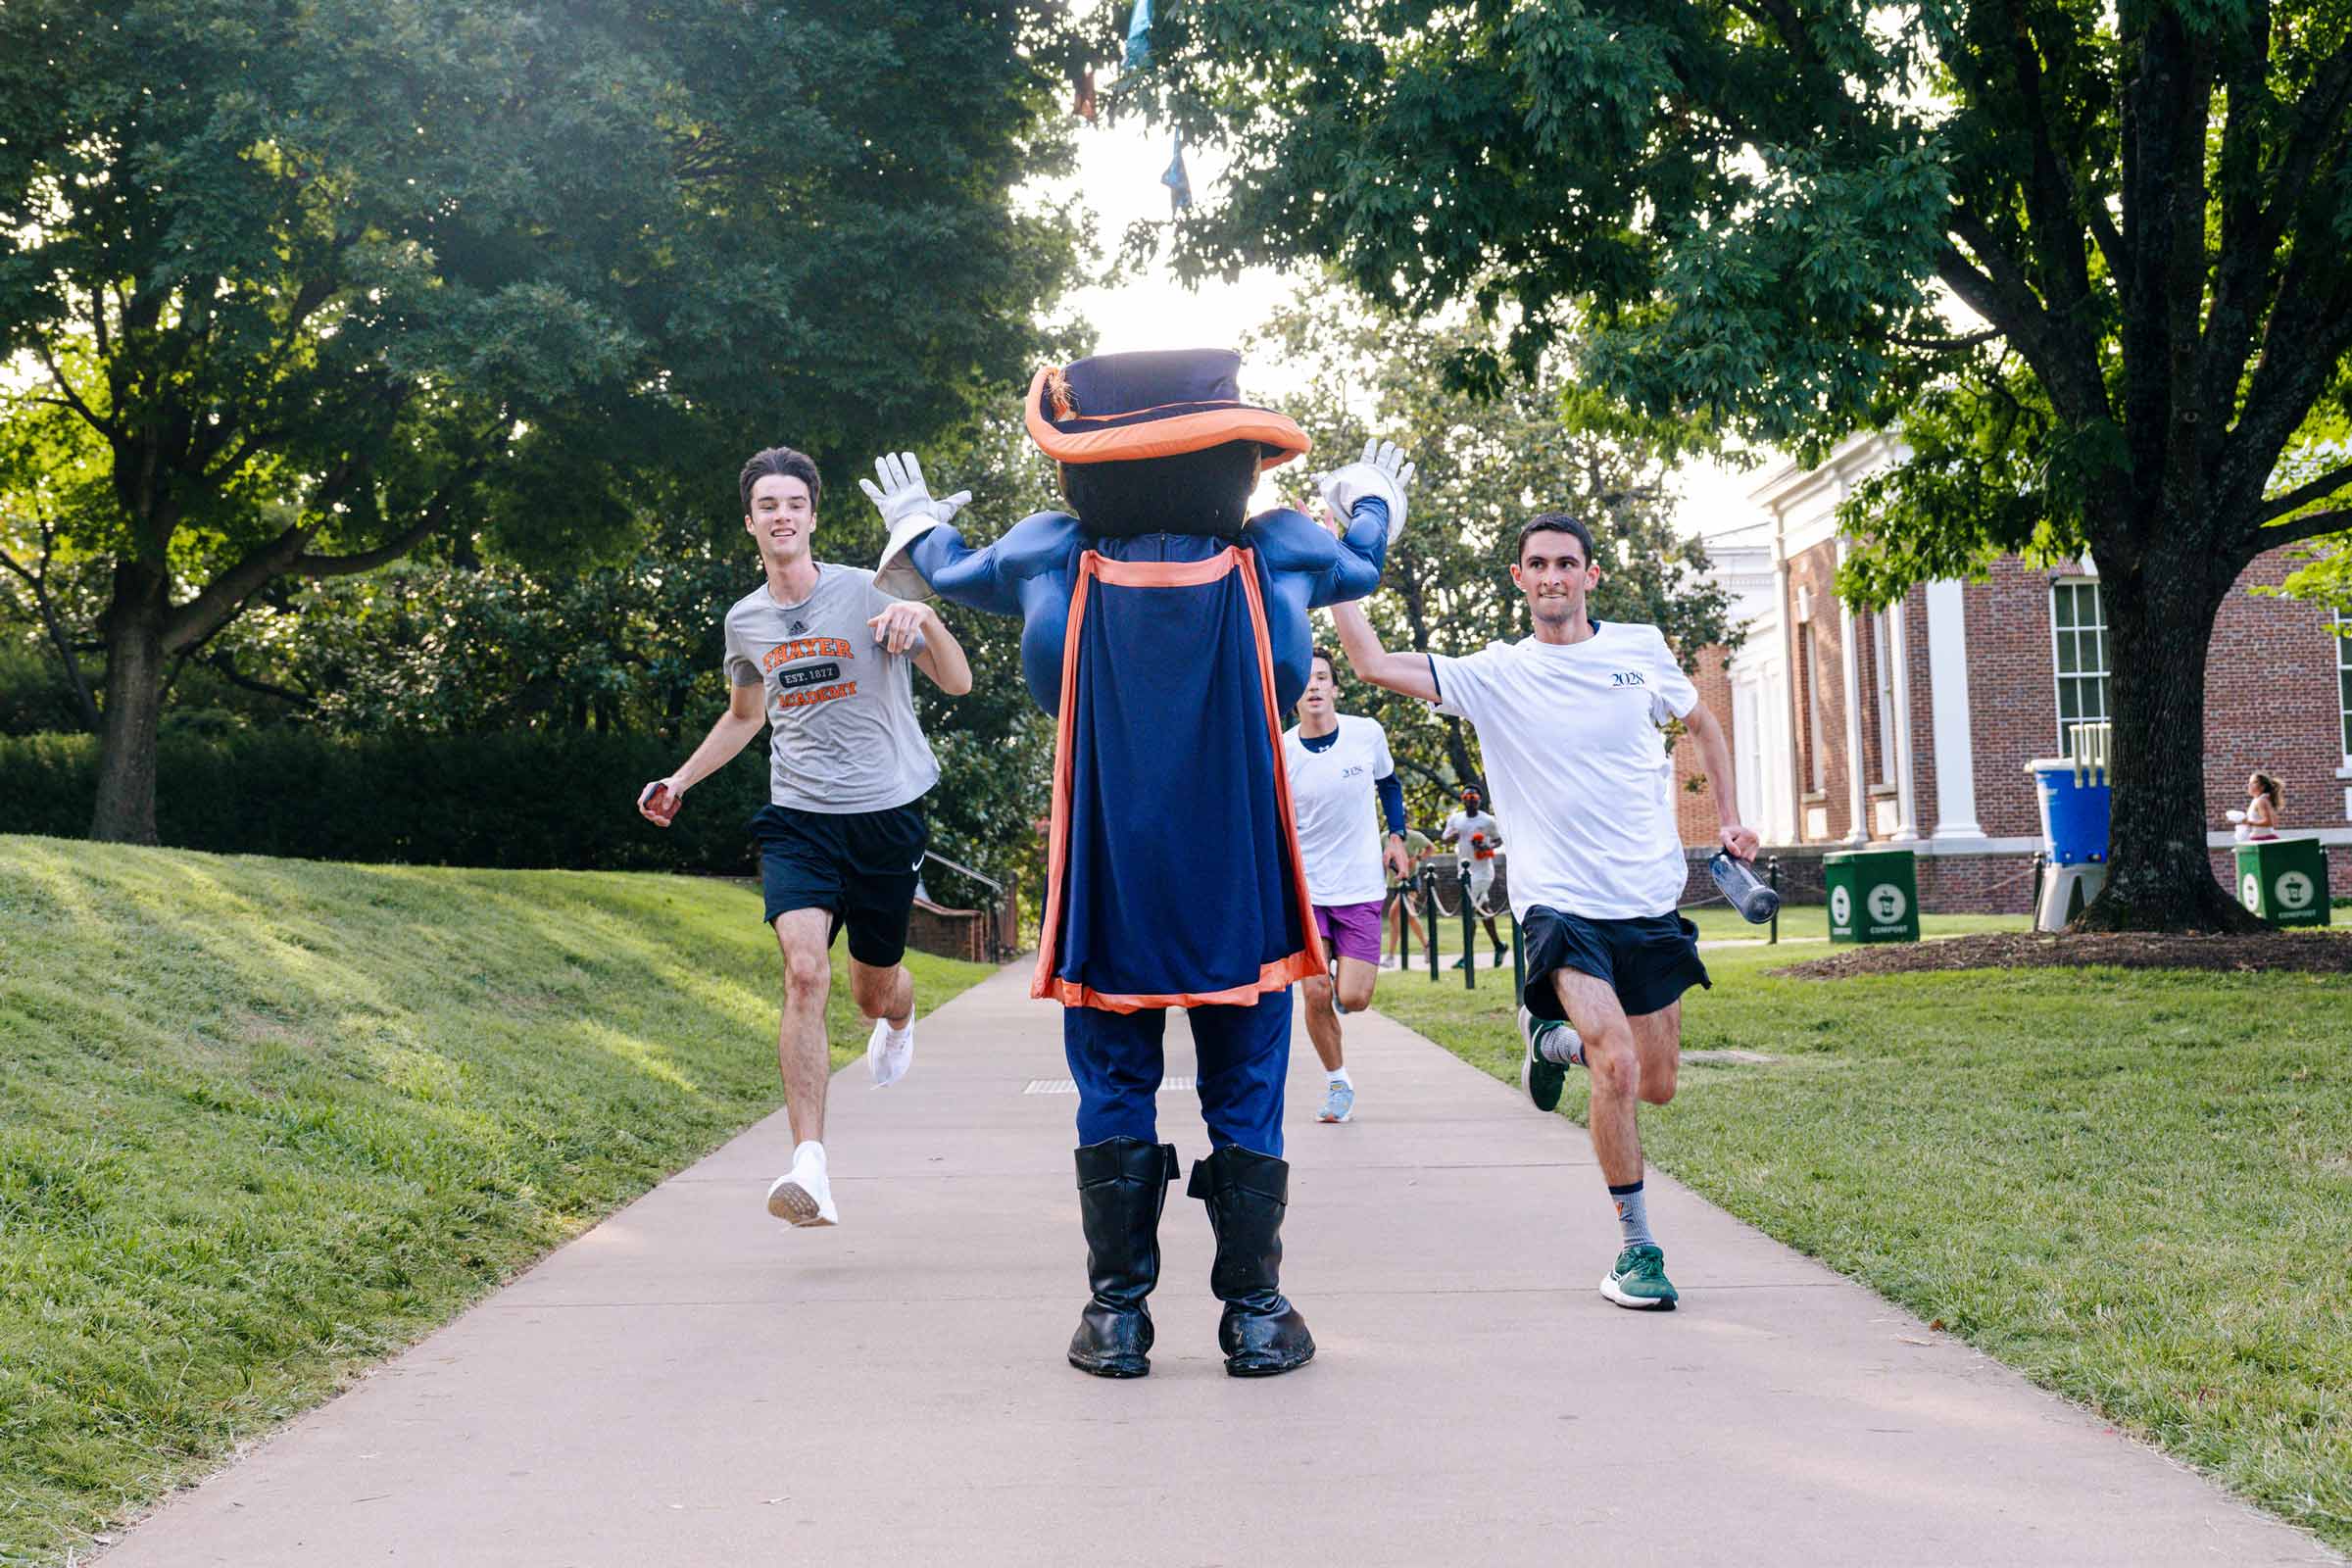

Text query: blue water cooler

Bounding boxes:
[2028,756,2111,929]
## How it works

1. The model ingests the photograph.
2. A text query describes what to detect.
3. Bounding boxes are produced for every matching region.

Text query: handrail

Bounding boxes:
[921,849,1004,902]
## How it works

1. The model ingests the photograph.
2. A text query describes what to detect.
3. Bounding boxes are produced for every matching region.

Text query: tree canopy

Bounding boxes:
[1132,0,2352,929]
[0,0,1088,840]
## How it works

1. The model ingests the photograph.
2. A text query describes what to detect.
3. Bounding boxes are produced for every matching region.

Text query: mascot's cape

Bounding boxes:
[1033,541,1323,1010]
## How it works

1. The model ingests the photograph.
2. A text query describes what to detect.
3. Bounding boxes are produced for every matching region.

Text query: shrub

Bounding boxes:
[0,730,776,873]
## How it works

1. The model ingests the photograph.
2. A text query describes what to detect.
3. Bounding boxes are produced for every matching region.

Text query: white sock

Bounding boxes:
[1327,1067,1351,1087]
[1532,1020,1583,1066]
[793,1140,826,1169]
[884,1017,912,1045]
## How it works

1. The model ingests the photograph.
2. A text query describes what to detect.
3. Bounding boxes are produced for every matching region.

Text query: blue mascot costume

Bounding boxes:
[861,349,1411,1378]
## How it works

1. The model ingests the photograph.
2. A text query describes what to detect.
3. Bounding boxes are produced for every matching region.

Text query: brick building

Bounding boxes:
[1671,432,2352,911]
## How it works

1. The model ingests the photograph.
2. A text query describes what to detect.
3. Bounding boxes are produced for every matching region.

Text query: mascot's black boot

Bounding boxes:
[1068,1138,1180,1378]
[1189,1146,1316,1377]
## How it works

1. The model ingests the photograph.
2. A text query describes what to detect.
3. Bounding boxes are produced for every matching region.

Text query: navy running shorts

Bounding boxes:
[1519,905,1710,1021]
[750,799,929,967]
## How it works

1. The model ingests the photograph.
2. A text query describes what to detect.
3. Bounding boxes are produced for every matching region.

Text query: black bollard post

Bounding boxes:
[1459,864,1476,990]
[1423,871,1440,984]
[1768,856,1781,946]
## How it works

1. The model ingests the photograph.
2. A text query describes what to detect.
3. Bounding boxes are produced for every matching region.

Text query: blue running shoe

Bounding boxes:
[1317,1080,1355,1123]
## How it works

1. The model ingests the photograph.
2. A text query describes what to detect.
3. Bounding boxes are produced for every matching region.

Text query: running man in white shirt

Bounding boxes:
[1331,513,1755,1311]
[1283,646,1411,1123]
[1439,787,1510,970]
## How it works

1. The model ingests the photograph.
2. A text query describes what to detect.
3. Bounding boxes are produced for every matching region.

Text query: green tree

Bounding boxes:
[1255,290,1736,825]
[1132,0,2352,930]
[0,0,1084,843]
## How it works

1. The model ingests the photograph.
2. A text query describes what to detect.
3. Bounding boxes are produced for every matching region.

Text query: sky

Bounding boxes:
[1033,118,1773,544]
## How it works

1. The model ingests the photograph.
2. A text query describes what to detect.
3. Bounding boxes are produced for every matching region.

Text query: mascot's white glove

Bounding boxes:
[1315,438,1416,545]
[861,452,971,601]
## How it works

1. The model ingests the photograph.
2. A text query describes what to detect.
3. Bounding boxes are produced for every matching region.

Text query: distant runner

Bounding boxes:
[1440,787,1509,971]
[1282,646,1410,1122]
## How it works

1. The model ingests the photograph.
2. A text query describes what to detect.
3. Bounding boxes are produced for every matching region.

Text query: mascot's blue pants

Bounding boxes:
[1063,994,1291,1157]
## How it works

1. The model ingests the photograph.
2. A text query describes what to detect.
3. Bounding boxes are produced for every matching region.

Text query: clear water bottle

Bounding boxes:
[1709,850,1780,924]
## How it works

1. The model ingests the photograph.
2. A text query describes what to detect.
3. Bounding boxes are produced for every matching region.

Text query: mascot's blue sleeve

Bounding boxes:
[1246,497,1390,711]
[1244,498,1389,608]
[906,511,1087,714]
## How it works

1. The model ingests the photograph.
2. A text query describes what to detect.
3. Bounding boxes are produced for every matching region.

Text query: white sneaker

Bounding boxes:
[867,1009,915,1088]
[765,1142,837,1227]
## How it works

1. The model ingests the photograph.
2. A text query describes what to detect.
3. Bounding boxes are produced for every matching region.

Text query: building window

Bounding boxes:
[2337,611,2351,760]
[2051,580,2109,754]
[1870,610,1898,787]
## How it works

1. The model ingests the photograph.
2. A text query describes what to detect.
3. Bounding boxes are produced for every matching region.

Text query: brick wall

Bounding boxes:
[1952,548,2347,845]
[1679,541,2349,906]
[1786,540,1851,841]
[1916,852,2042,914]
[1673,645,1736,844]
[906,892,1022,965]
[1961,559,2059,838]
[2203,549,2346,839]
[1905,582,1940,835]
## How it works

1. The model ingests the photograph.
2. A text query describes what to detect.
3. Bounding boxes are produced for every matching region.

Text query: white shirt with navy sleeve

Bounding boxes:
[1281,713,1395,906]
[1427,622,1698,921]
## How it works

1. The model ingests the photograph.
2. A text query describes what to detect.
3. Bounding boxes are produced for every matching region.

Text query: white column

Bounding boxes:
[1925,576,1983,839]
[1887,595,1919,841]
[1770,654,1797,842]
[1836,541,1869,843]
[1775,539,1803,838]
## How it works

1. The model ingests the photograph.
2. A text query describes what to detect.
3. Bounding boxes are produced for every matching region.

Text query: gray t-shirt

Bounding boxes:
[722,564,940,813]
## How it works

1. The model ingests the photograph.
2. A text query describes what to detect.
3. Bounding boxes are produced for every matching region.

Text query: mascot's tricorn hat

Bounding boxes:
[1027,349,1309,471]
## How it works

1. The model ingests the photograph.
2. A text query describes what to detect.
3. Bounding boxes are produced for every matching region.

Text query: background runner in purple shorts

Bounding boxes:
[1282,647,1409,1123]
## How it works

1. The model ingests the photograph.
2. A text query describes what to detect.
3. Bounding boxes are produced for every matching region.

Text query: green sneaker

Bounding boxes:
[1601,1244,1679,1310]
[1517,1004,1568,1113]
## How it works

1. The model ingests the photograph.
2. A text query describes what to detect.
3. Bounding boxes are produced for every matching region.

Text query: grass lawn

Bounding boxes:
[0,836,997,1567]
[1372,915,2352,1554]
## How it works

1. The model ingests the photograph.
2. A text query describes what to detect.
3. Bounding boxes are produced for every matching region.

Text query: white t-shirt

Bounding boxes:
[1281,714,1395,906]
[1429,622,1698,921]
[1441,809,1502,859]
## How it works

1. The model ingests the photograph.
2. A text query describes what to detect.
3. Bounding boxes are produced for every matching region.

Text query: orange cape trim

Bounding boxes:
[1029,547,1327,1009]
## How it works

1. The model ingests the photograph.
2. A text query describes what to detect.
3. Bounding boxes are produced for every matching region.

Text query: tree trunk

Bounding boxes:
[2072,538,2265,933]
[88,562,171,845]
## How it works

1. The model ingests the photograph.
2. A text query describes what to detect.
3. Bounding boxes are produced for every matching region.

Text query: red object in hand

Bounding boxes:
[638,781,682,827]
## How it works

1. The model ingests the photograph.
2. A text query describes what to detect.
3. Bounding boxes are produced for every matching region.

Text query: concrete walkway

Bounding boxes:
[104,963,2335,1567]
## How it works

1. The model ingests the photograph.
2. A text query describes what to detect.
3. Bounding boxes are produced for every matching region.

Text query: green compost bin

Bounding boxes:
[2233,838,2331,927]
[1824,847,1921,944]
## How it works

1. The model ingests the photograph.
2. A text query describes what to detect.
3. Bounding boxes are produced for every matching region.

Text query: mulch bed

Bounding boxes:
[1774,930,2352,980]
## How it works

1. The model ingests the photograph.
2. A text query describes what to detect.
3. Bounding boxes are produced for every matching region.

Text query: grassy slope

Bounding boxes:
[1372,917,2352,1554]
[0,837,995,1566]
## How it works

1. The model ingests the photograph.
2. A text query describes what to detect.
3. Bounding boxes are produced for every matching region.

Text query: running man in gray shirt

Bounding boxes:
[637,445,971,1232]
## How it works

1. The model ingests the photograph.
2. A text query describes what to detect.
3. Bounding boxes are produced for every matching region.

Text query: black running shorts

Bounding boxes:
[1520,905,1710,1021]
[750,799,929,967]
